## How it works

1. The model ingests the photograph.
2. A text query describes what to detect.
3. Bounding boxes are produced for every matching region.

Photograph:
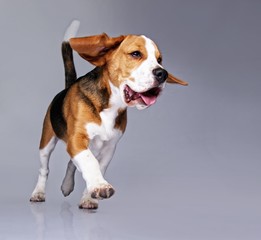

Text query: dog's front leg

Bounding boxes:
[61,141,118,209]
[61,144,116,197]
[72,149,115,198]
[70,146,115,209]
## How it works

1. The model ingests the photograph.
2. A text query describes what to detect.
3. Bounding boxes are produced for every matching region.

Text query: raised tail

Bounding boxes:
[62,20,80,88]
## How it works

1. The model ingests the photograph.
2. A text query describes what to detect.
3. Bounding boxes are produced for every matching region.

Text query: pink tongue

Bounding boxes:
[140,94,157,106]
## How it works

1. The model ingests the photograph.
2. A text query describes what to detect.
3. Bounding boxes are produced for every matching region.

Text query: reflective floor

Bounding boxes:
[1,174,260,240]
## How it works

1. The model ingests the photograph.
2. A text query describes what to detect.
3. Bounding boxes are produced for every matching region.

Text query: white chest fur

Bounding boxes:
[85,82,126,157]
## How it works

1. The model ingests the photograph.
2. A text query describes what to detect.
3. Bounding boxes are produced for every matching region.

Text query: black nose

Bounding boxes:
[153,68,168,84]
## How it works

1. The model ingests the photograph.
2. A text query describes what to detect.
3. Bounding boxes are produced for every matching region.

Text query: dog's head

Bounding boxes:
[70,33,188,110]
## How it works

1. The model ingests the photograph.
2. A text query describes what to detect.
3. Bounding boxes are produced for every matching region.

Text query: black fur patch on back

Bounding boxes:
[50,88,68,139]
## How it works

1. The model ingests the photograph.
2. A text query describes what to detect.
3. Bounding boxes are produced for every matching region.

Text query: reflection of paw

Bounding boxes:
[79,199,98,209]
[30,192,45,202]
[90,183,115,200]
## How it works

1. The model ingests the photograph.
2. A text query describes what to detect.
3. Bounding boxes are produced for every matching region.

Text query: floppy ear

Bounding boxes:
[167,73,188,86]
[69,33,125,66]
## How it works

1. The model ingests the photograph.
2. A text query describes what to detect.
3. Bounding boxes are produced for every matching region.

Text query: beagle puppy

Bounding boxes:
[30,21,187,209]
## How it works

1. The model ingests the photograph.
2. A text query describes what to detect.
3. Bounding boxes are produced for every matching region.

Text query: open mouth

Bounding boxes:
[124,85,161,106]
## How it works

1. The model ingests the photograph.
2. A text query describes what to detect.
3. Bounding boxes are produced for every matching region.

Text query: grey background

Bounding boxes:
[0,0,260,239]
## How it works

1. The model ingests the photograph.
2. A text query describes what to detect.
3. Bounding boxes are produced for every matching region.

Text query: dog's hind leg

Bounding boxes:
[61,160,76,197]
[30,110,58,202]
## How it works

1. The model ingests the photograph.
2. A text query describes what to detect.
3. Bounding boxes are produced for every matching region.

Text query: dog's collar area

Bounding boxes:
[124,85,161,106]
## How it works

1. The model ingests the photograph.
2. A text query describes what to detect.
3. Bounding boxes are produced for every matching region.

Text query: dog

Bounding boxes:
[30,20,188,209]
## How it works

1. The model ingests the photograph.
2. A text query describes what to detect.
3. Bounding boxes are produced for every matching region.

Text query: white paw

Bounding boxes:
[30,192,45,202]
[89,183,115,200]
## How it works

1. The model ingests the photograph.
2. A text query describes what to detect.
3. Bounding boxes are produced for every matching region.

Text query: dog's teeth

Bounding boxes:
[125,91,131,102]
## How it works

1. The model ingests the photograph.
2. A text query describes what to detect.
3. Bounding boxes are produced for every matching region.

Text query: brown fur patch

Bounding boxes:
[39,107,55,149]
[107,35,148,87]
[114,109,127,132]
[63,85,98,157]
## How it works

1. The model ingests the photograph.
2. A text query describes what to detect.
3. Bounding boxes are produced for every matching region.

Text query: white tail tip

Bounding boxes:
[63,20,80,42]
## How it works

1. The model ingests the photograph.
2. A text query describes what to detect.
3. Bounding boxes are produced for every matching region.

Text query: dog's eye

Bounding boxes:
[157,57,162,64]
[130,51,142,59]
